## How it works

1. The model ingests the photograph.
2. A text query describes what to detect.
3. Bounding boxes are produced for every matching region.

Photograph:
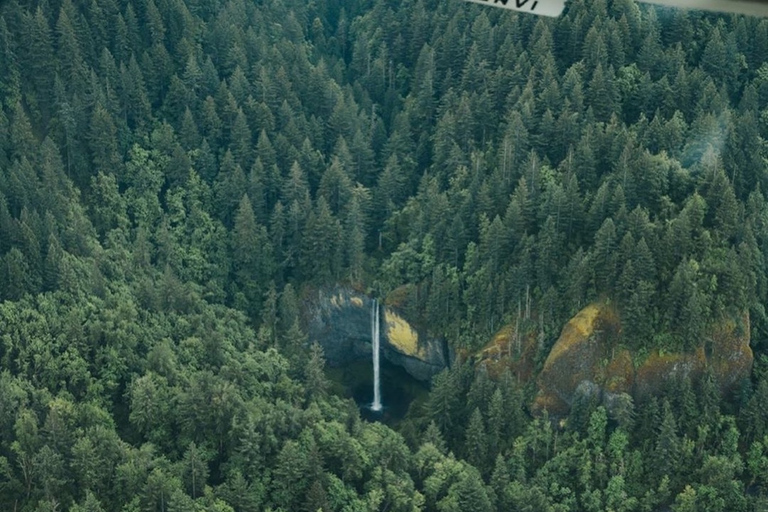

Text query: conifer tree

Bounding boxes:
[232,194,274,319]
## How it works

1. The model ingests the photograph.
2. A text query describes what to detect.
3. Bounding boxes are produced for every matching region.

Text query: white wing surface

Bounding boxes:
[464,0,768,17]
[463,0,566,17]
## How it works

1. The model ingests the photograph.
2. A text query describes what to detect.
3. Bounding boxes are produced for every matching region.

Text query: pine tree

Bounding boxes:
[667,259,708,350]
[592,217,618,294]
[427,369,461,440]
[70,491,106,512]
[318,156,353,217]
[1,247,32,300]
[88,103,121,174]
[0,17,21,106]
[588,64,619,122]
[464,408,488,475]
[145,0,165,46]
[304,342,329,402]
[200,96,222,149]
[55,3,86,87]
[655,400,680,483]
[232,194,274,319]
[344,188,368,282]
[10,101,37,162]
[230,108,252,170]
[455,469,494,512]
[300,198,341,283]
[423,421,447,454]
[214,151,248,227]
[302,479,330,512]
[181,442,210,499]
[122,55,152,129]
[25,6,56,120]
[178,107,200,151]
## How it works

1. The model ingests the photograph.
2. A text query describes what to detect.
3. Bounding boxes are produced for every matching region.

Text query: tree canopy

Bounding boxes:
[2,0,768,509]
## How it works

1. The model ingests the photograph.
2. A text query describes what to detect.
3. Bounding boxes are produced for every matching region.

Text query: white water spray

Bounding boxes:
[371,298,382,411]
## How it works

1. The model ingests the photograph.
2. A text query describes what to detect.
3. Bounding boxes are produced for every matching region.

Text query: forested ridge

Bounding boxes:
[3,0,768,510]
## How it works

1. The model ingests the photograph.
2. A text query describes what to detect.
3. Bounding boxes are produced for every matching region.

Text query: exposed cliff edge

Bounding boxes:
[307,288,752,406]
[523,302,753,417]
[304,287,449,381]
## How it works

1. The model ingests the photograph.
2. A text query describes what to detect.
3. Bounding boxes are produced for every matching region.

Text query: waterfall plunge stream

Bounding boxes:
[371,298,382,411]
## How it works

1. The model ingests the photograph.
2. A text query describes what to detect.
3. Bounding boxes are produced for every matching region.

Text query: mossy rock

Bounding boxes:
[528,302,752,418]
[602,349,633,393]
[477,319,538,382]
[532,303,619,416]
[634,348,706,398]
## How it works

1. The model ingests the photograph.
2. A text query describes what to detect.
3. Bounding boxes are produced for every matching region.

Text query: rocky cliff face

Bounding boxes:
[305,287,373,366]
[304,287,449,381]
[380,308,449,381]
[527,302,753,417]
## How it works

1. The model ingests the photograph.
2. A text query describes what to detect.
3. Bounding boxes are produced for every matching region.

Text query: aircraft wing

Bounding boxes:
[464,0,566,17]
[465,0,768,17]
[638,0,768,16]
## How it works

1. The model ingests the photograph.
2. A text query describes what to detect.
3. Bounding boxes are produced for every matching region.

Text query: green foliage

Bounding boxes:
[0,0,768,509]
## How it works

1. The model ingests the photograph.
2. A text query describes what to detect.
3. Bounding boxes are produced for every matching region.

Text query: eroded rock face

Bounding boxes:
[305,287,373,366]
[304,287,448,381]
[532,304,615,416]
[529,303,753,418]
[382,308,449,381]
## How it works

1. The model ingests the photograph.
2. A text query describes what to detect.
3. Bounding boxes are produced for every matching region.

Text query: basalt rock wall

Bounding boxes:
[525,302,753,418]
[304,287,449,381]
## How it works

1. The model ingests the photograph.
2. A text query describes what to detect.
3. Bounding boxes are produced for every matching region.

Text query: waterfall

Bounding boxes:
[371,298,382,411]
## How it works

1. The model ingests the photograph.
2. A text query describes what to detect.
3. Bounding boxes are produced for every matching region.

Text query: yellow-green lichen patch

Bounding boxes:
[479,324,514,360]
[328,293,344,308]
[384,309,423,357]
[544,303,601,372]
[477,320,538,381]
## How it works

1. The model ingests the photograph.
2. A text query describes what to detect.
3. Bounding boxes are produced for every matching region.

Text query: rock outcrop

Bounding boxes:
[381,308,449,381]
[304,287,449,381]
[307,287,752,409]
[528,302,753,417]
[476,319,539,382]
[305,287,373,366]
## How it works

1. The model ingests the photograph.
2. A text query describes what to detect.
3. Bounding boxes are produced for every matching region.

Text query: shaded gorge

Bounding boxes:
[327,359,429,425]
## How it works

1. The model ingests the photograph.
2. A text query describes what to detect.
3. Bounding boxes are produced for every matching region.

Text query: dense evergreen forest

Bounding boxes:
[4,0,768,509]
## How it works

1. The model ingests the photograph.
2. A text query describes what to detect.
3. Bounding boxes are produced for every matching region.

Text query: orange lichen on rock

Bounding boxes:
[708,313,753,392]
[478,320,537,381]
[528,301,752,417]
[532,388,570,417]
[602,349,634,393]
[634,348,706,398]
